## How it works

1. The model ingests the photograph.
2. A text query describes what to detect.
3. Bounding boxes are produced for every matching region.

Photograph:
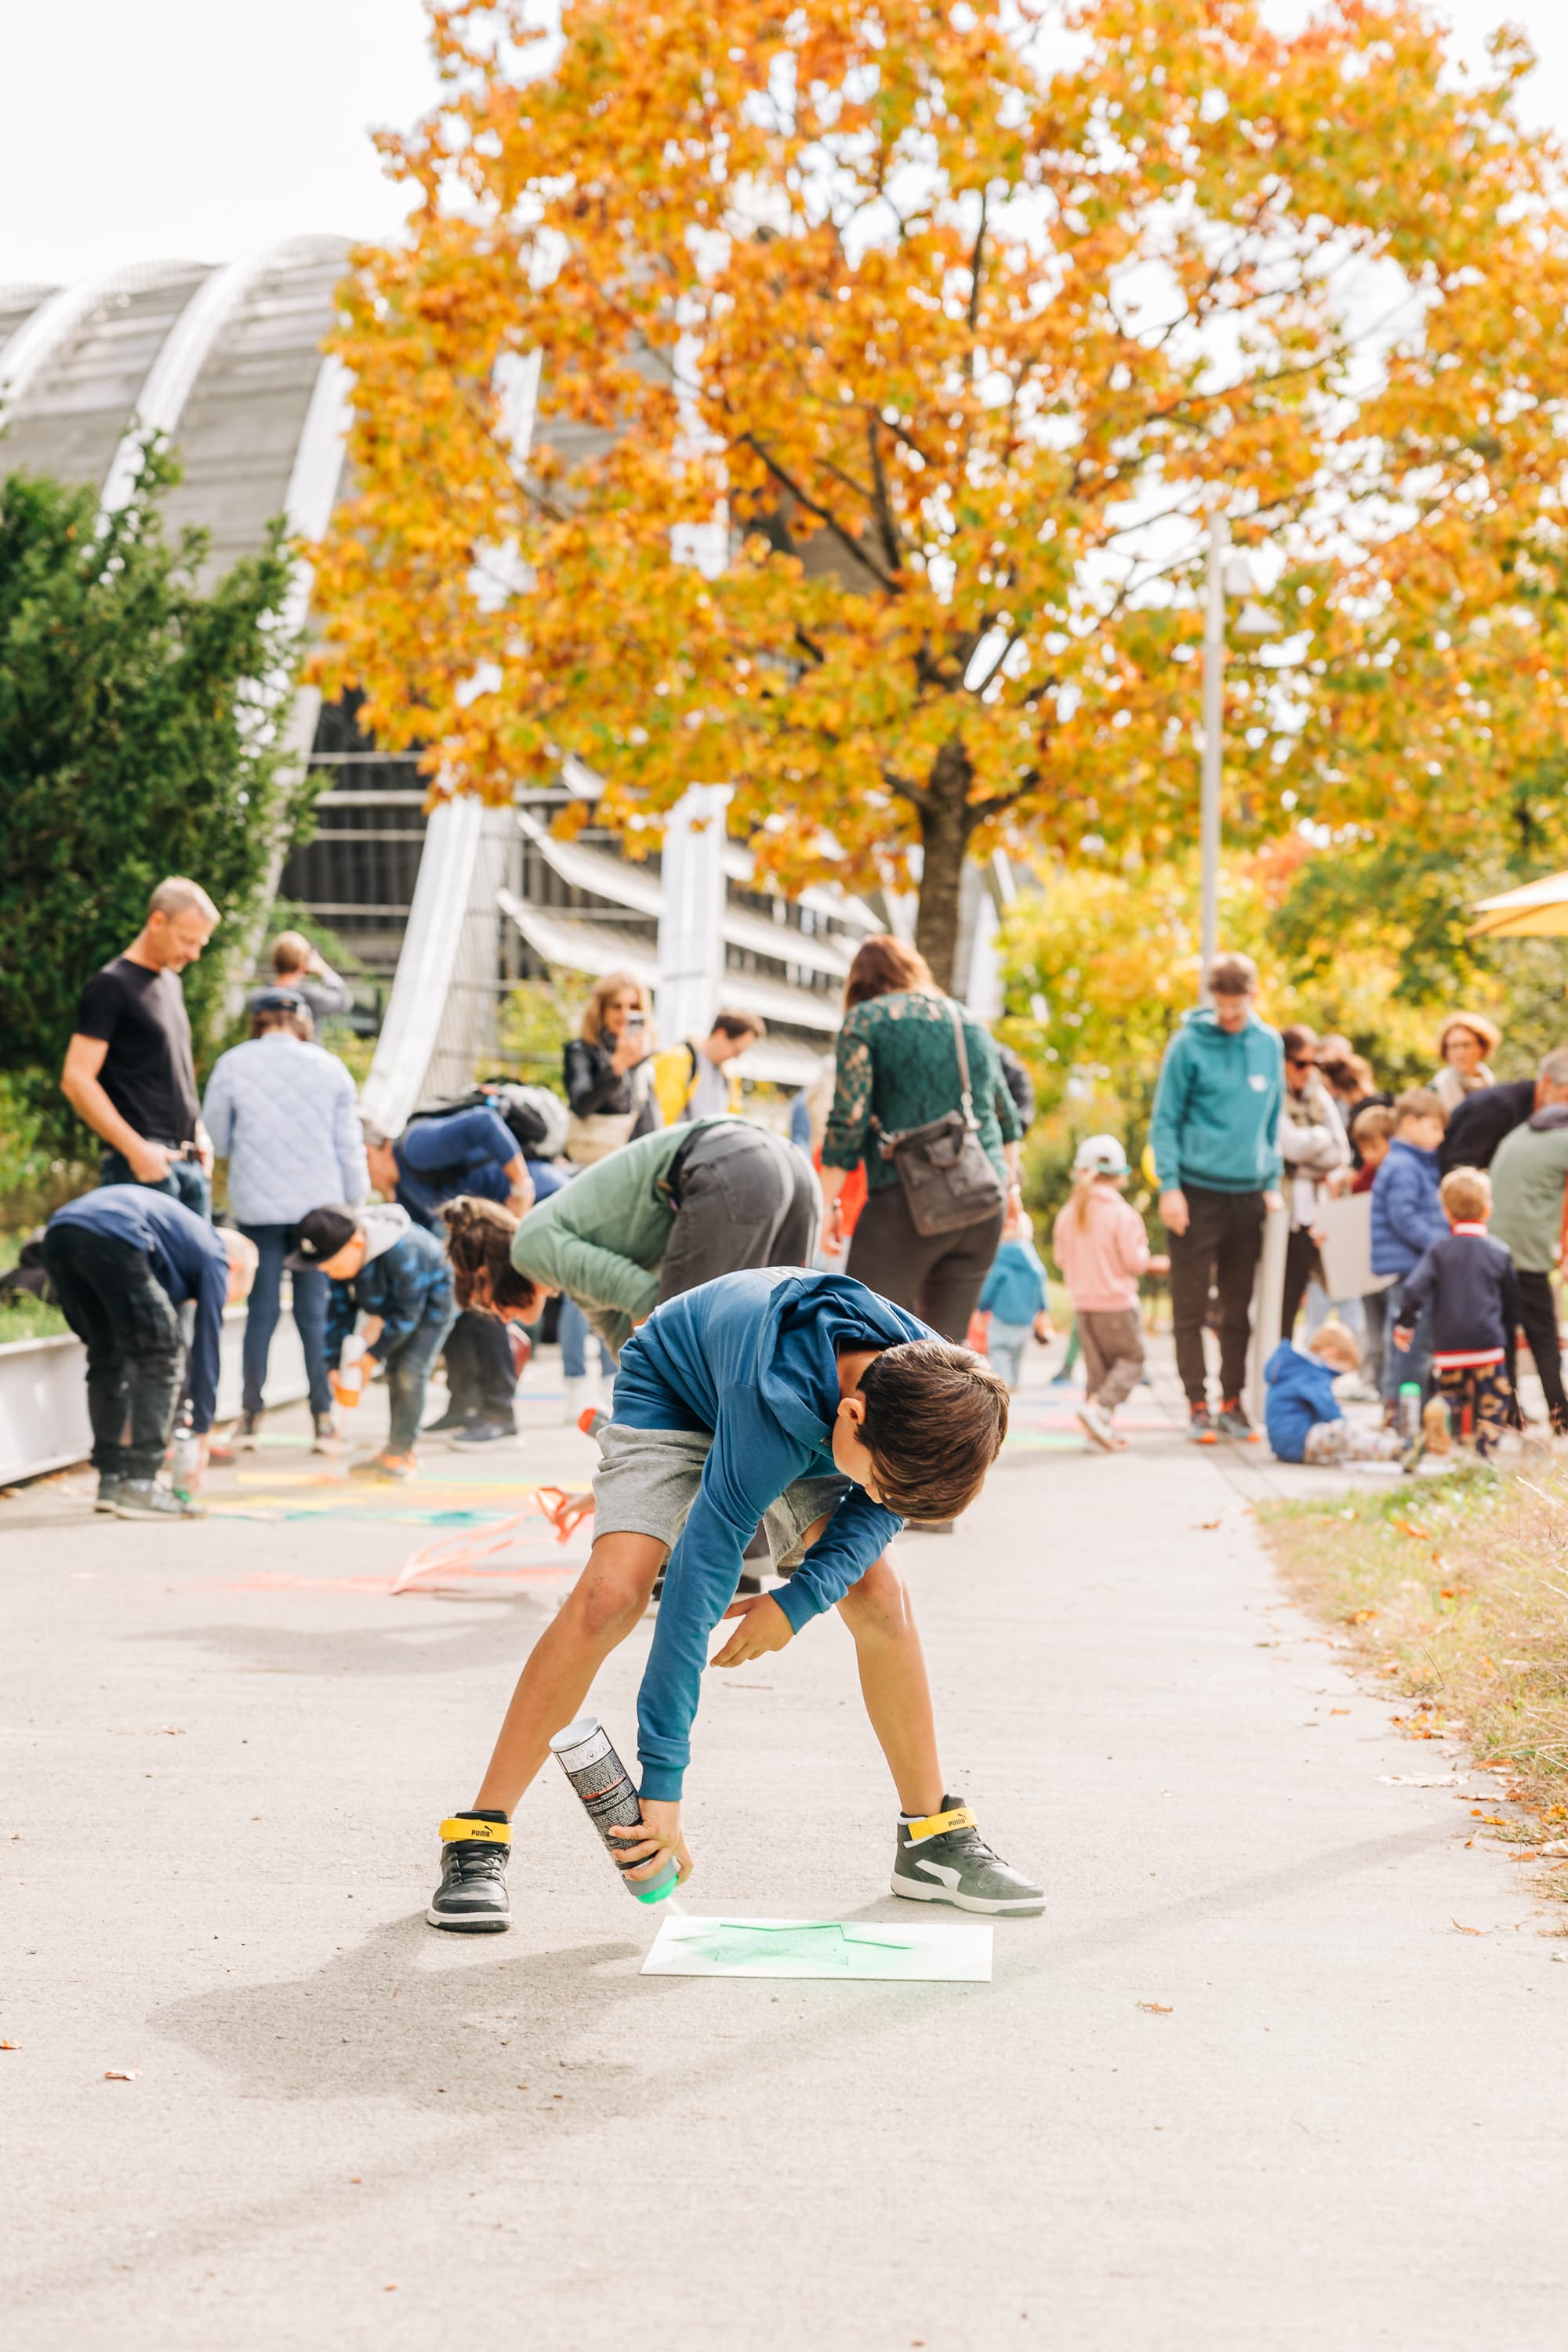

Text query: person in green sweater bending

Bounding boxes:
[508,1116,820,1363]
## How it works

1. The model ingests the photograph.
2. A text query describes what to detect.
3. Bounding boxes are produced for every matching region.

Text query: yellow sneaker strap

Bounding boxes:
[904,1805,975,1843]
[440,1817,510,1846]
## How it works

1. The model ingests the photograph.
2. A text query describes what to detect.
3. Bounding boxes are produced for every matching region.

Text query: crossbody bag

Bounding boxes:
[873,1000,1007,1236]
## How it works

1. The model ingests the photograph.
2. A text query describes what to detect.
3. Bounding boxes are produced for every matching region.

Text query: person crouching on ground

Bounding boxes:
[289,1203,454,1480]
[1394,1167,1522,1464]
[1050,1135,1168,1454]
[426,1265,1044,1933]
[1264,1322,1402,1465]
[973,1195,1053,1394]
[41,1188,256,1519]
[1370,1090,1449,1410]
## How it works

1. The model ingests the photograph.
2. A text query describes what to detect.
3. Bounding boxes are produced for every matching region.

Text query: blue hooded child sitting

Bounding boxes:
[1265,1322,1402,1464]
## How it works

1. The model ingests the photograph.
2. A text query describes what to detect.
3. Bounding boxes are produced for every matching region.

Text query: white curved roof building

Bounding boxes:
[0,246,948,1119]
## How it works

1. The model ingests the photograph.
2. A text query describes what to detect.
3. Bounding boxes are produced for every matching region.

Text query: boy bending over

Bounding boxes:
[428,1265,1043,1928]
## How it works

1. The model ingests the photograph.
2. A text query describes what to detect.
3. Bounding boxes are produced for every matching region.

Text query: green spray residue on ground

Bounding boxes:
[678,1921,917,1972]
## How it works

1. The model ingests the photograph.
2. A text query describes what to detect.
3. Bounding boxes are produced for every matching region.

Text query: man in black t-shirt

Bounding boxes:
[61,877,221,1219]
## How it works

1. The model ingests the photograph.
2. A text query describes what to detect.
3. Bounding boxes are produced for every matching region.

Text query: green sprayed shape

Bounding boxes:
[675,1921,916,1971]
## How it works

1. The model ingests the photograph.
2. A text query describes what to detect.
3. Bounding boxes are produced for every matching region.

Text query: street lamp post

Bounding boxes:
[1198,516,1278,1004]
[1199,514,1228,996]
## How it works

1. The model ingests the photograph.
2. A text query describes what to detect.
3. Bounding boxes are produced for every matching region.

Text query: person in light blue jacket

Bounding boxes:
[201,992,368,1449]
[1369,1088,1450,1406]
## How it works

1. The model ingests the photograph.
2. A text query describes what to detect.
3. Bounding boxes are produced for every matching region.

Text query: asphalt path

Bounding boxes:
[2,1352,1564,2349]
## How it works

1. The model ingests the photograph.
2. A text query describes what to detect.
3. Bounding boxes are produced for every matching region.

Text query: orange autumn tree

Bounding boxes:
[313,0,1568,988]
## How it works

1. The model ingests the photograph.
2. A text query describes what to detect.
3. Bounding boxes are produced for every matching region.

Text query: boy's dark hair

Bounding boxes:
[441,1196,541,1316]
[1393,1087,1447,1129]
[711,1007,765,1041]
[856,1340,1008,1519]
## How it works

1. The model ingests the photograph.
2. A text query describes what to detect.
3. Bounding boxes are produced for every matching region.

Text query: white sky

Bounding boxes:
[0,0,1566,289]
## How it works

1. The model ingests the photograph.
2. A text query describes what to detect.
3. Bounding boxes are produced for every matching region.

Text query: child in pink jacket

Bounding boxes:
[1051,1135,1167,1452]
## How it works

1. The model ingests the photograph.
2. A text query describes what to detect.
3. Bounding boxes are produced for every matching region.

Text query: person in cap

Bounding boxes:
[1051,1134,1168,1453]
[41,1189,257,1518]
[289,1203,453,1479]
[201,991,368,1454]
[972,1193,1052,1392]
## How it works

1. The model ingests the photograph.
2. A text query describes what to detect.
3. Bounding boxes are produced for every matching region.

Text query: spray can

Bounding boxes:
[170,1417,202,1501]
[549,1716,678,1905]
[1396,1381,1423,1448]
[332,1333,368,1413]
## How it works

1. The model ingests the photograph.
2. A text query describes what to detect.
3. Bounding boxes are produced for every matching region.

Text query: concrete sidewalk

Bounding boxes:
[2,1355,1564,2350]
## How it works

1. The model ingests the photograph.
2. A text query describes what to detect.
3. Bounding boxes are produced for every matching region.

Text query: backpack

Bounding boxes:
[407,1083,569,1163]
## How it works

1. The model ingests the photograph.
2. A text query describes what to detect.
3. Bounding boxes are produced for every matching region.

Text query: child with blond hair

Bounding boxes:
[974,1195,1052,1392]
[1264,1323,1403,1463]
[1050,1135,1167,1452]
[1395,1166,1521,1462]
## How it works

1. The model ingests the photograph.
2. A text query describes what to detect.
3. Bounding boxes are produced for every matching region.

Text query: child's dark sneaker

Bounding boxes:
[1187,1406,1218,1443]
[1215,1399,1258,1441]
[94,1475,123,1514]
[451,1419,517,1448]
[427,1812,511,1931]
[233,1410,263,1452]
[891,1799,1044,1915]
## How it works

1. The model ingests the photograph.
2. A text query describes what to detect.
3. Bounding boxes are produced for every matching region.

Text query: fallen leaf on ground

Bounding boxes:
[1394,1519,1432,1540]
[1330,1708,1349,1715]
[103,2066,140,2080]
[0,2039,20,2050]
[1380,1773,1462,1787]
[1451,1921,1488,1936]
[1137,2001,1174,2014]
[1197,1517,1223,1530]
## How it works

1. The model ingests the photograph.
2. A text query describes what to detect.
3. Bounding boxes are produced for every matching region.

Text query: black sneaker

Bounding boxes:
[422,1405,470,1436]
[233,1410,263,1452]
[1186,1406,1218,1445]
[450,1419,517,1448]
[427,1813,511,1932]
[1215,1400,1258,1441]
[891,1797,1044,1915]
[114,1479,205,1520]
[94,1475,123,1514]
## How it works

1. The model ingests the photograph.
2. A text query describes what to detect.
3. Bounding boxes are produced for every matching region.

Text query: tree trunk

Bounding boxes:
[913,732,978,993]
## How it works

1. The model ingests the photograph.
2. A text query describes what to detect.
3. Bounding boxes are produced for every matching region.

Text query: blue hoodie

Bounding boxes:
[1149,1008,1283,1194]
[1370,1138,1446,1278]
[612,1269,929,1800]
[1263,1340,1343,1462]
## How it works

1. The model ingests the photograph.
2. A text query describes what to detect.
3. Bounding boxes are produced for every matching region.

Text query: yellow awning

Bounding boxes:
[1468,871,1568,938]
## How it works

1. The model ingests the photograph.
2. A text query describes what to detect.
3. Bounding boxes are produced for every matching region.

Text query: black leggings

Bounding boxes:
[846,1185,1005,1341]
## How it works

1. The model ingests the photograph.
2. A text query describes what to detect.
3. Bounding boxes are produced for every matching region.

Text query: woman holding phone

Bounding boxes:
[557,971,660,1411]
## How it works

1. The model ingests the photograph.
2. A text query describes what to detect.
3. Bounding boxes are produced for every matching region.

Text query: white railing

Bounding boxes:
[0,1308,308,1486]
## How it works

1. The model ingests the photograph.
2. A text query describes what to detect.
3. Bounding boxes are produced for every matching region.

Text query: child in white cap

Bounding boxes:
[1051,1135,1168,1451]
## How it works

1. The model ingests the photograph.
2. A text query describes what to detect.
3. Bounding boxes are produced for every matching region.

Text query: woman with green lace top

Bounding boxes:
[819,935,1023,1340]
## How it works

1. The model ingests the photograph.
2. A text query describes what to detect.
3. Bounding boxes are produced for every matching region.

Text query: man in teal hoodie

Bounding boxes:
[1149,953,1284,1442]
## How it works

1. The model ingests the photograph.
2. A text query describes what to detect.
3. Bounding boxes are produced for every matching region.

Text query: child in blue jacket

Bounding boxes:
[1265,1324,1401,1463]
[425,1265,1043,1933]
[975,1197,1052,1389]
[1370,1089,1448,1405]
[289,1202,453,1479]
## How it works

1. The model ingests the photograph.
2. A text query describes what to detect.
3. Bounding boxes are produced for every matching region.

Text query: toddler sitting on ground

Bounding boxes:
[1264,1323,1403,1464]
